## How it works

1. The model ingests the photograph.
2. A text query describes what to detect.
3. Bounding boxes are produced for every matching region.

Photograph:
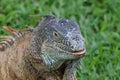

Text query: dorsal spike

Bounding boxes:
[0,44,6,51]
[0,26,34,51]
[0,36,15,51]
[0,40,8,51]
[0,36,15,40]
[0,40,10,46]
[13,27,34,38]
[3,26,34,38]
[3,26,19,35]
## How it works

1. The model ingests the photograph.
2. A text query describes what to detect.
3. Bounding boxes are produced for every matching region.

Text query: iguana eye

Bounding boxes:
[53,31,59,37]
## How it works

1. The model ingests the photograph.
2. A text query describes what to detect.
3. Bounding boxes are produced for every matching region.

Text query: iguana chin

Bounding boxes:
[0,15,86,80]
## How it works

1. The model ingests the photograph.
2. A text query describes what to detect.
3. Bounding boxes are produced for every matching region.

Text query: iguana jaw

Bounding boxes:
[54,42,86,55]
[40,42,86,70]
[51,42,86,56]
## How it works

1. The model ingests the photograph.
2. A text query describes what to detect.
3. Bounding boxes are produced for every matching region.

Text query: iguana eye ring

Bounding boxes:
[53,31,59,37]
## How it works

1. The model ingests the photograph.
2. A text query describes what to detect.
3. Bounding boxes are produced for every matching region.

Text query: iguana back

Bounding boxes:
[0,27,35,80]
[0,15,86,80]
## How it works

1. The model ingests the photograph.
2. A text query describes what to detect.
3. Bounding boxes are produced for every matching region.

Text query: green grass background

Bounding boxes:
[0,0,120,80]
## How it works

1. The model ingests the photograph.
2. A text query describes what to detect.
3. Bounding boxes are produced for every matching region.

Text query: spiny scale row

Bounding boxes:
[0,26,34,51]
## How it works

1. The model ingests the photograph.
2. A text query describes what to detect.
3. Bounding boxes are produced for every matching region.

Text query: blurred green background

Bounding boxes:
[0,0,120,80]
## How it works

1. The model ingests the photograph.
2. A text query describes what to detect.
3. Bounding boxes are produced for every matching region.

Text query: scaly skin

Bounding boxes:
[0,15,86,80]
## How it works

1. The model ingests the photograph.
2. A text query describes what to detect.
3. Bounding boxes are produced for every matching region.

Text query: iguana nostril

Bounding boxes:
[72,36,79,41]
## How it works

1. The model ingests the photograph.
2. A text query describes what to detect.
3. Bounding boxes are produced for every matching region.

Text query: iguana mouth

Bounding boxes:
[71,49,86,55]
[53,42,86,55]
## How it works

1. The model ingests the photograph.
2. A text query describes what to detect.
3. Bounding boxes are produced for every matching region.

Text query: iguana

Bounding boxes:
[0,15,86,80]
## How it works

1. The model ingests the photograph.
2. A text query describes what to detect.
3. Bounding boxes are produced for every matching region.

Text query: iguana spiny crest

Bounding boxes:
[0,26,33,51]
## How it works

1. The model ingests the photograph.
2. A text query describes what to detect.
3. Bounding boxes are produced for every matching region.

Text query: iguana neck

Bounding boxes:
[21,29,49,79]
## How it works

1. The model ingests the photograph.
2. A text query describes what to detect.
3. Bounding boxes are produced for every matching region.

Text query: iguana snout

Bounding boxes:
[66,32,86,55]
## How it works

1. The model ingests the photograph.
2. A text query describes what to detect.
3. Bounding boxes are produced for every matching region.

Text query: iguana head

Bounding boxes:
[34,15,86,70]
